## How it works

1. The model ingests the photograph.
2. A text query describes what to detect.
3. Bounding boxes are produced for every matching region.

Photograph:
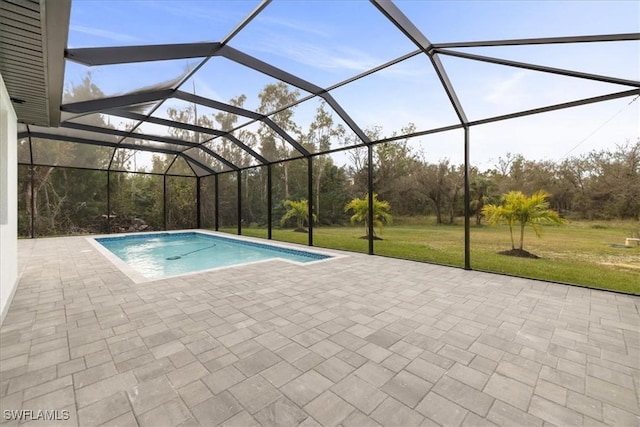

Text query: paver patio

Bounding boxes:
[1,235,638,426]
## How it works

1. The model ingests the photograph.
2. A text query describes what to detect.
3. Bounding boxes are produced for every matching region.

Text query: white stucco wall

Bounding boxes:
[0,73,18,325]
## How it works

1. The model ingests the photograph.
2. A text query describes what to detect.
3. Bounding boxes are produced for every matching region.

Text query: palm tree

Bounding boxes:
[344,193,393,238]
[482,190,564,251]
[280,199,315,231]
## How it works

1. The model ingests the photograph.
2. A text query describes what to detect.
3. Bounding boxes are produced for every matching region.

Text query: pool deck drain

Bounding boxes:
[1,235,638,426]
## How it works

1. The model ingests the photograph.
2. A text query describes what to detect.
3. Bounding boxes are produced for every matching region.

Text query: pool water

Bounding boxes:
[95,232,331,280]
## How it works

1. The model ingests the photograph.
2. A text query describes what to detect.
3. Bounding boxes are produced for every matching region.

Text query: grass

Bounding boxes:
[221,218,640,295]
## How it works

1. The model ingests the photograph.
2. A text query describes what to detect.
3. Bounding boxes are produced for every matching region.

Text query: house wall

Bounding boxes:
[0,73,18,325]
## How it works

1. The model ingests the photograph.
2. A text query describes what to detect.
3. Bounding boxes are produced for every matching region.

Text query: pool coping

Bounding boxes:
[86,229,346,284]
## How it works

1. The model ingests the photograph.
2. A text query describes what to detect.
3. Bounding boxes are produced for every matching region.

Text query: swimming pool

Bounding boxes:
[92,231,333,282]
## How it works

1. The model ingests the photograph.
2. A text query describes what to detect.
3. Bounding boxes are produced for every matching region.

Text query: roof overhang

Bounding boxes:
[0,0,70,126]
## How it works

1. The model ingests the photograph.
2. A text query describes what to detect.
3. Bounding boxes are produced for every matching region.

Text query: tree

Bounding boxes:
[148,155,196,230]
[373,124,422,216]
[417,159,461,224]
[280,199,315,232]
[214,94,258,169]
[340,125,383,197]
[257,83,300,199]
[316,162,351,225]
[482,190,565,253]
[470,176,495,225]
[344,193,393,238]
[23,73,115,236]
[303,102,345,222]
[586,141,640,220]
[212,94,265,225]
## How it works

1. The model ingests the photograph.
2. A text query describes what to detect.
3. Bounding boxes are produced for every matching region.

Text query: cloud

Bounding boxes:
[234,13,380,75]
[256,16,330,38]
[251,34,380,74]
[145,1,235,24]
[294,44,379,72]
[484,71,527,105]
[189,78,224,104]
[376,57,436,79]
[70,25,144,44]
[242,25,428,81]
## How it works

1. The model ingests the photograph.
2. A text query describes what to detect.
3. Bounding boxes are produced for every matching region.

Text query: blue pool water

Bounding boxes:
[95,232,330,280]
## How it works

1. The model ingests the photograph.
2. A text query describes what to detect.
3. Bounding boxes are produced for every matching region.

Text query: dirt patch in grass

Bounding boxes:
[359,236,383,240]
[498,249,540,259]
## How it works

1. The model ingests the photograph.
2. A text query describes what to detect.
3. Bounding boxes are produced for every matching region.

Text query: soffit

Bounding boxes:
[0,0,70,126]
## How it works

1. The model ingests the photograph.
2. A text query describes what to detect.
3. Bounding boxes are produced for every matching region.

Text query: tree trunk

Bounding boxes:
[509,224,515,249]
[435,203,442,224]
[519,223,525,250]
[284,163,289,199]
[33,167,54,224]
[475,197,483,225]
[244,171,253,222]
[449,186,460,224]
[23,178,32,217]
[22,176,33,236]
[315,166,322,222]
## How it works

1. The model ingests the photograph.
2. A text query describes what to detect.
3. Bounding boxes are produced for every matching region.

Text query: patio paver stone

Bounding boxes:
[0,236,637,426]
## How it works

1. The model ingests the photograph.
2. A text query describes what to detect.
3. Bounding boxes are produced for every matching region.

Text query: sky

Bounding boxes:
[63,0,640,172]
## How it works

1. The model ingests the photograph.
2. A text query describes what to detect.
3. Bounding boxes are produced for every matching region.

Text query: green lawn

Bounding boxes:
[221,218,640,295]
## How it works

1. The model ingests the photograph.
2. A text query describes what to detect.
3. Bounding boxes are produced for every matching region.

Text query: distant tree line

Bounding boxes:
[17,75,639,237]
